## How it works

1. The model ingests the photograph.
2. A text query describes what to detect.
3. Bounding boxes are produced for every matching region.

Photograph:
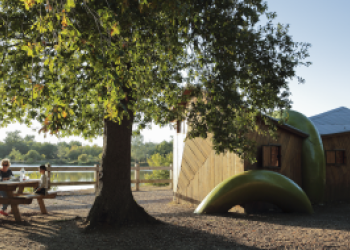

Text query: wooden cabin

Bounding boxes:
[173,114,309,212]
[309,107,350,202]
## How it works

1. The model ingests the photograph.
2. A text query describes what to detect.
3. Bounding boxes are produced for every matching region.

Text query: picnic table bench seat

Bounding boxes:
[13,191,58,214]
[0,196,33,205]
[14,191,58,199]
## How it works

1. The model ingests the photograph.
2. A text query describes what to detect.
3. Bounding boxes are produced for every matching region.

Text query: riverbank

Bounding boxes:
[1,188,349,249]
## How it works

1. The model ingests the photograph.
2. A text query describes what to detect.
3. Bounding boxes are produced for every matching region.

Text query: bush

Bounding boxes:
[144,152,172,187]
[78,154,89,163]
[8,147,23,161]
[144,170,170,187]
[25,150,41,162]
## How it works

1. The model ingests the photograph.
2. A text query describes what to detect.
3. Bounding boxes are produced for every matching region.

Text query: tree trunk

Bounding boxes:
[86,114,158,230]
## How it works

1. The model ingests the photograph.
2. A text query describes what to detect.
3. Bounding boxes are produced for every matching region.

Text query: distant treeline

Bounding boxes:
[0,131,173,166]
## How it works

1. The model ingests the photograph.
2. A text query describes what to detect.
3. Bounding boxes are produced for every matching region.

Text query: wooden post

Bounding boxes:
[135,163,140,191]
[47,164,51,189]
[169,164,173,190]
[94,164,100,194]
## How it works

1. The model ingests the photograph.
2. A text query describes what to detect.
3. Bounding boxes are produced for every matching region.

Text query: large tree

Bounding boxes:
[0,0,311,229]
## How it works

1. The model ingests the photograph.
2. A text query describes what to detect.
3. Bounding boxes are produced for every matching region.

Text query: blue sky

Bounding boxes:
[265,0,350,117]
[0,0,349,146]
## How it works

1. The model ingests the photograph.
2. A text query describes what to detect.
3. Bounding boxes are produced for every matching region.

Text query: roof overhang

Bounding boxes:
[264,116,309,138]
[320,131,350,138]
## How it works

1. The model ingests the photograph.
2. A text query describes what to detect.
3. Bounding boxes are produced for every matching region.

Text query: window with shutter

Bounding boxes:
[262,145,281,168]
[326,150,346,165]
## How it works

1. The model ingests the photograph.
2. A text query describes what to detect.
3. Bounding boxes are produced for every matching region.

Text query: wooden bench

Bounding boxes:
[14,191,58,214]
[0,196,34,221]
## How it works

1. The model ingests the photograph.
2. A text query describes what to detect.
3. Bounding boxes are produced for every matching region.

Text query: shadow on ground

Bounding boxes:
[158,201,350,233]
[18,217,260,250]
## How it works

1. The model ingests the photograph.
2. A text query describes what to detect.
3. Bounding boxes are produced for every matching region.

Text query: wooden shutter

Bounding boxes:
[336,150,346,164]
[270,146,280,167]
[263,145,281,168]
[326,151,336,164]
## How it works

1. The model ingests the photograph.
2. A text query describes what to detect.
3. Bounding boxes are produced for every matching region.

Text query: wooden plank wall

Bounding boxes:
[322,134,350,202]
[175,134,244,205]
[175,124,304,206]
[244,125,303,187]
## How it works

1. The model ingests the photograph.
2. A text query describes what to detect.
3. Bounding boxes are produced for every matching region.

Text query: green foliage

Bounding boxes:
[131,134,157,163]
[155,141,173,156]
[56,144,69,161]
[24,150,41,162]
[78,153,89,163]
[0,130,103,164]
[0,0,311,165]
[8,147,24,161]
[145,152,172,186]
[147,153,173,167]
[67,146,82,161]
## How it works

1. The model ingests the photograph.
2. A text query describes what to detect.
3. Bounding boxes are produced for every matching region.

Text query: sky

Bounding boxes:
[0,0,349,147]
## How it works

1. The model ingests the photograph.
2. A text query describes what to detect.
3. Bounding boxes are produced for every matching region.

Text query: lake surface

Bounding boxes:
[9,163,154,191]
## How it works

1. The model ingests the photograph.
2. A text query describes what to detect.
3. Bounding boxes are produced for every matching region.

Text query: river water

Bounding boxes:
[9,163,153,191]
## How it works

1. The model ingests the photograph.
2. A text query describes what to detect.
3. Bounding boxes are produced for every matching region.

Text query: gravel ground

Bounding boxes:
[1,188,350,250]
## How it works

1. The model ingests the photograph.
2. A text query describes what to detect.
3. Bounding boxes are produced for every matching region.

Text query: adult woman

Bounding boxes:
[0,158,13,216]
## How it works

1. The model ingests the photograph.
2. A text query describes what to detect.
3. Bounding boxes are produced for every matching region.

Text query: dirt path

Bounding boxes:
[0,188,350,249]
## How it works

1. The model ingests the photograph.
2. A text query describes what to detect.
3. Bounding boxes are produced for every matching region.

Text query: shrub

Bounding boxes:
[78,154,89,163]
[144,152,172,187]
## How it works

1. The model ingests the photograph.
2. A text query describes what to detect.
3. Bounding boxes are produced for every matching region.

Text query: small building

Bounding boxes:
[173,115,309,209]
[173,106,350,212]
[309,107,350,202]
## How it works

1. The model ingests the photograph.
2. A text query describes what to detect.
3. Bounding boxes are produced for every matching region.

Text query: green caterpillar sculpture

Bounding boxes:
[194,170,314,214]
[195,110,326,214]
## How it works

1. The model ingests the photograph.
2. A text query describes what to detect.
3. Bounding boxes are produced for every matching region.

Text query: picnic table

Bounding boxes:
[0,179,56,222]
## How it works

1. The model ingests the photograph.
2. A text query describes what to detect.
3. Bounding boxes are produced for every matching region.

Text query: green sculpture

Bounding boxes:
[282,110,326,203]
[194,170,313,214]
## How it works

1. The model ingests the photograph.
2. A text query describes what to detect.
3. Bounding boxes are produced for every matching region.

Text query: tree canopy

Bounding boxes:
[0,0,311,162]
[0,0,311,228]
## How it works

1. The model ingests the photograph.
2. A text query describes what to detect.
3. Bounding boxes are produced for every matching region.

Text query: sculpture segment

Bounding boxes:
[194,170,313,214]
[282,110,326,203]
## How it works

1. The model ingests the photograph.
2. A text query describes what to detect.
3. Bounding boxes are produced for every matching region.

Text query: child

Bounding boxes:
[35,165,48,195]
[0,158,13,216]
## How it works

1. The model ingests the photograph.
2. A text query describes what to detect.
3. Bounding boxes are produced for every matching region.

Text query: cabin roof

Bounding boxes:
[309,107,350,136]
[266,116,310,138]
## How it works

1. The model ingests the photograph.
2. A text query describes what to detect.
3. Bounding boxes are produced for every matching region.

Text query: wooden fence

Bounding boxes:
[132,163,173,191]
[11,163,173,192]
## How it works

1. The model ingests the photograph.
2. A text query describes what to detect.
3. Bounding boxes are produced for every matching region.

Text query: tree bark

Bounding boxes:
[86,113,158,230]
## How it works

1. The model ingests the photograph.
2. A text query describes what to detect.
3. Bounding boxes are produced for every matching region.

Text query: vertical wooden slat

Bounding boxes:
[214,153,223,186]
[47,164,51,190]
[262,146,270,167]
[193,172,199,202]
[280,133,291,177]
[206,155,211,198]
[232,153,237,175]
[210,150,215,191]
[198,162,203,201]
[222,152,228,180]
[226,153,231,177]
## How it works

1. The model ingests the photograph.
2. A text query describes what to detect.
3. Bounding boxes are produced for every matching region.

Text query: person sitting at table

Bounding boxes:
[0,158,13,216]
[35,165,48,195]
